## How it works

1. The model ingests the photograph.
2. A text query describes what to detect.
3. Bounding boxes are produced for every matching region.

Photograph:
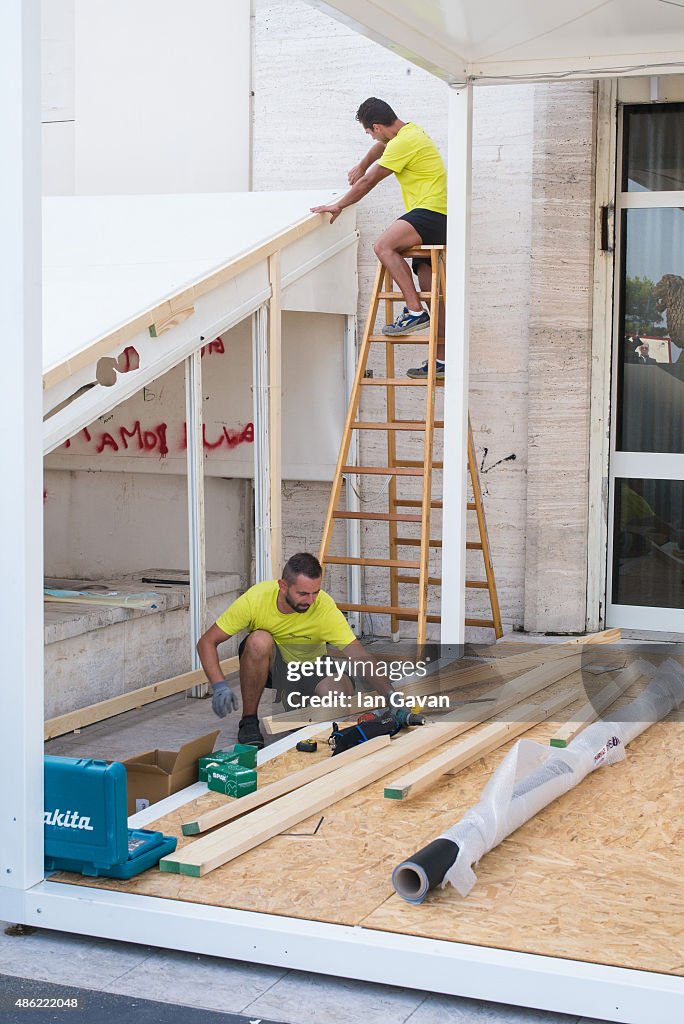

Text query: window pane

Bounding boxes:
[617,208,684,453]
[612,478,684,609]
[623,103,684,192]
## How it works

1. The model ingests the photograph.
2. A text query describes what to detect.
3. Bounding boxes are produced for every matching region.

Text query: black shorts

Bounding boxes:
[399,208,447,274]
[237,635,334,699]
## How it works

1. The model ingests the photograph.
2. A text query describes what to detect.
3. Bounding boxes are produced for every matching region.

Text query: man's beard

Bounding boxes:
[284,593,310,613]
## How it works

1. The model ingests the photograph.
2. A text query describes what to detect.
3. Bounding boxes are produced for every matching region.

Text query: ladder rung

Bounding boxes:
[332,511,421,523]
[400,245,445,256]
[396,575,442,586]
[338,602,418,616]
[467,541,484,550]
[377,291,433,300]
[338,603,442,624]
[360,378,435,387]
[395,459,443,470]
[466,580,489,589]
[466,618,496,628]
[467,502,477,510]
[393,610,442,623]
[369,335,434,344]
[342,465,423,477]
[393,499,443,509]
[352,421,427,431]
[326,557,420,569]
[396,537,443,548]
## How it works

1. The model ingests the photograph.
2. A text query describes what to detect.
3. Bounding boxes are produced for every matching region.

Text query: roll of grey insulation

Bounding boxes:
[392,838,460,904]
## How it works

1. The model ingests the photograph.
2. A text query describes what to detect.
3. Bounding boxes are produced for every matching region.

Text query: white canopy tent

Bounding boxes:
[3,2,684,1021]
[310,0,684,83]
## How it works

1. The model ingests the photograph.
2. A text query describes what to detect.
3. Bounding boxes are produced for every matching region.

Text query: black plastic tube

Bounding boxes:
[392,838,460,904]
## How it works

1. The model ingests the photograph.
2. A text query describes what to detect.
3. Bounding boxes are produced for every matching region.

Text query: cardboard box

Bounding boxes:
[198,743,258,781]
[123,730,220,815]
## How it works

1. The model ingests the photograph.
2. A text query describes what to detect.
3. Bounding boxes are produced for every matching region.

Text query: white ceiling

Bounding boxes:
[307,0,684,83]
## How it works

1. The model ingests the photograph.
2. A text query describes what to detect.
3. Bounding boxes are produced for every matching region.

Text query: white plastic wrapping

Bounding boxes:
[438,658,684,897]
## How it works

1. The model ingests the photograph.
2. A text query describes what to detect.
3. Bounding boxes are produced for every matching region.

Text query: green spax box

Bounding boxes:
[198,743,258,782]
[206,762,257,798]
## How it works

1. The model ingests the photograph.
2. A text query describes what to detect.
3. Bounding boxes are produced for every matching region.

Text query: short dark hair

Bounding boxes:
[282,552,323,584]
[356,97,398,129]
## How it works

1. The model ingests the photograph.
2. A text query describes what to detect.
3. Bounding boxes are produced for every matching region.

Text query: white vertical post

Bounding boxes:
[268,253,282,577]
[0,0,44,906]
[185,350,207,695]
[343,314,361,633]
[440,82,473,649]
[252,304,272,582]
[586,78,618,633]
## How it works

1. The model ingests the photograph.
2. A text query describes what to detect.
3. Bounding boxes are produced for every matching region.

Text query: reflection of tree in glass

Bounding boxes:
[652,274,684,356]
[624,275,661,335]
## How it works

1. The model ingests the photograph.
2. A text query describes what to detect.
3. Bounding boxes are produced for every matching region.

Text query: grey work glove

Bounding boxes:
[211,680,239,718]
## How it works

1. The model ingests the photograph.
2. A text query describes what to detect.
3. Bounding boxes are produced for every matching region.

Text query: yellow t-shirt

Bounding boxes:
[215,580,355,663]
[378,122,447,215]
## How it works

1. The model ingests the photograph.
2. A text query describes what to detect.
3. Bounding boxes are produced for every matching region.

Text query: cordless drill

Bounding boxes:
[328,706,426,756]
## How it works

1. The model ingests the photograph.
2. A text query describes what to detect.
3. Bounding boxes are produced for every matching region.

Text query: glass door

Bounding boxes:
[607,102,684,631]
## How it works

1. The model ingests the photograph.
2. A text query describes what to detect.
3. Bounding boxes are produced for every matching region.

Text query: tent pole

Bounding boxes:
[186,349,207,695]
[440,80,473,651]
[0,0,44,905]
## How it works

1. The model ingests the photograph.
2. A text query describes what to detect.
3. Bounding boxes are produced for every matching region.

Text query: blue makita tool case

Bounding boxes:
[44,756,176,879]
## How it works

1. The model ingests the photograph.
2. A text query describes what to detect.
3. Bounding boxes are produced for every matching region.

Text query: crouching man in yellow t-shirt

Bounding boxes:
[196,551,393,748]
[311,96,447,380]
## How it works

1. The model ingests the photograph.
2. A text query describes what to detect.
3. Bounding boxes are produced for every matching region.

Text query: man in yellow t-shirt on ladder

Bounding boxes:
[311,96,447,379]
[196,552,395,748]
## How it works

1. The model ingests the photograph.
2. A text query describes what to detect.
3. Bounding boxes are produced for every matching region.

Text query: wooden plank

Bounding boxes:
[43,656,238,740]
[565,627,621,645]
[182,734,391,835]
[159,718,488,876]
[268,250,282,574]
[384,688,578,800]
[148,304,195,338]
[549,659,643,747]
[160,655,583,876]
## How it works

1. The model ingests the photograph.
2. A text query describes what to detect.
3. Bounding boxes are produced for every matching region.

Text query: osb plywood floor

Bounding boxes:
[52,672,684,977]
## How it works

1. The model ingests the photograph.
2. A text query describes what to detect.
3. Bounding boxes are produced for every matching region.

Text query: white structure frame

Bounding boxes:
[3,4,684,1021]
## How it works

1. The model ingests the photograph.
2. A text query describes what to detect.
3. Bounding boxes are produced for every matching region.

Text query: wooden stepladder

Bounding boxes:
[319,244,503,644]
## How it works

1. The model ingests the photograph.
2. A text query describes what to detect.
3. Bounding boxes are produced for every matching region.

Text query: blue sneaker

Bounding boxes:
[382,306,430,336]
[407,359,445,380]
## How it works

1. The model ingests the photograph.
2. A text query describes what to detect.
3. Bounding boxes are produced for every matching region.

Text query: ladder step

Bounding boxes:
[466,618,496,628]
[467,502,477,510]
[341,465,423,477]
[352,421,427,431]
[393,499,443,509]
[360,378,432,387]
[466,580,490,589]
[338,603,441,624]
[466,541,484,550]
[338,602,418,616]
[395,459,443,470]
[369,335,434,344]
[377,291,434,300]
[326,557,420,569]
[332,511,421,523]
[396,575,442,586]
[396,537,443,548]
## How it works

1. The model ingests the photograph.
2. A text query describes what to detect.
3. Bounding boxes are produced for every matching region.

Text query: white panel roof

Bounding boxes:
[43,191,341,375]
[308,0,684,83]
